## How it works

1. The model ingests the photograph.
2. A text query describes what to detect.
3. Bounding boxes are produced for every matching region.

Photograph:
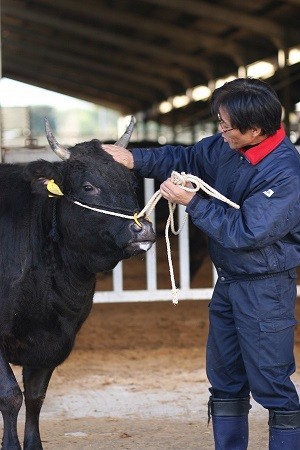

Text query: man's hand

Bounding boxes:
[160,178,195,206]
[102,144,134,169]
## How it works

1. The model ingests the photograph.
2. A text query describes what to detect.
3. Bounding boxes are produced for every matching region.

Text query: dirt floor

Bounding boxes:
[9,292,300,450]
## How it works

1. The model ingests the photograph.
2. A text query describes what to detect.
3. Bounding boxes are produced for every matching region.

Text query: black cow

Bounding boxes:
[0,117,155,450]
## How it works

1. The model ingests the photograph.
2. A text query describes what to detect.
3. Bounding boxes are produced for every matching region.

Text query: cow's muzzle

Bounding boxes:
[123,217,156,257]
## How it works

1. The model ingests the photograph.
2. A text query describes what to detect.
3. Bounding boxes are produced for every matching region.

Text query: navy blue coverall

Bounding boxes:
[131,126,300,411]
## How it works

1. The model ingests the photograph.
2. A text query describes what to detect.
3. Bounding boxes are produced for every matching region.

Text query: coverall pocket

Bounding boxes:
[258,318,298,371]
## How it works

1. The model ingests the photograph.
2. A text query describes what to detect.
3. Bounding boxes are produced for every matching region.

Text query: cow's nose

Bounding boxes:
[130,217,154,236]
[122,217,155,257]
[131,221,143,232]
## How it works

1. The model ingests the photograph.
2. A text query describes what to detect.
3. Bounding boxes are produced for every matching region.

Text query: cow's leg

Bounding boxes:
[22,366,54,450]
[0,351,23,450]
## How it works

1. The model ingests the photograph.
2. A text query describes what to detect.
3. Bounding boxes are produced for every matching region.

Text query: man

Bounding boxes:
[103,78,300,449]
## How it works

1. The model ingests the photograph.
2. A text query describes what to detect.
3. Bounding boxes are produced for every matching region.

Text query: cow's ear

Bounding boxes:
[23,160,64,196]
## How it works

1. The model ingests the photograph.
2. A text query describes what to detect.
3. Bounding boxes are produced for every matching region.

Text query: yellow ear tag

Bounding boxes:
[46,179,64,197]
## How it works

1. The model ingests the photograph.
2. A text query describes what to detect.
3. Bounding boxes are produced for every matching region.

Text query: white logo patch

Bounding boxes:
[263,189,274,197]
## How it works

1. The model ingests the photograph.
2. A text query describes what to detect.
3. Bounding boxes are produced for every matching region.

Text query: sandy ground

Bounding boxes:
[8,293,300,450]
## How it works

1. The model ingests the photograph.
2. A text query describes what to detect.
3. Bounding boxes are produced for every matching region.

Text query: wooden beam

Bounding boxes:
[139,0,286,45]
[3,0,214,78]
[3,23,192,88]
[4,39,173,97]
[283,0,300,5]
[3,51,155,108]
[3,66,146,113]
[34,0,245,64]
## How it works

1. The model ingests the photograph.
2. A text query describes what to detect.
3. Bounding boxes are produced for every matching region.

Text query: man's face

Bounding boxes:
[218,106,263,150]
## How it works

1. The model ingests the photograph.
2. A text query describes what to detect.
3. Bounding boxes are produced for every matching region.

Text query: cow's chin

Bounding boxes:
[123,241,154,257]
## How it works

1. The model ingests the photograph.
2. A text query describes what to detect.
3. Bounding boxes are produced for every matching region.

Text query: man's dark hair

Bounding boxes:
[210,78,282,135]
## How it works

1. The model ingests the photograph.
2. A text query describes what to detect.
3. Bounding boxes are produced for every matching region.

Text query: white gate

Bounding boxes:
[93,178,300,303]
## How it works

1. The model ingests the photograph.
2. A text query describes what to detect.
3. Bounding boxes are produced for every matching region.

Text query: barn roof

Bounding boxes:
[2,0,300,127]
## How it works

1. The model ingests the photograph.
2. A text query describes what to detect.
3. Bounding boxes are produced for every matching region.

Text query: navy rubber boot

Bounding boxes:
[269,410,300,450]
[208,397,251,450]
[269,427,300,449]
[212,415,249,449]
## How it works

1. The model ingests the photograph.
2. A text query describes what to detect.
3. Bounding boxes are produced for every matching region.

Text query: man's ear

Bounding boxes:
[23,160,64,196]
[251,127,263,137]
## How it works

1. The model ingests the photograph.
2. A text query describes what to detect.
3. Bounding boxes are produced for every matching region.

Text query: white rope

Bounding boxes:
[169,171,240,210]
[72,171,240,305]
[73,201,135,220]
[135,171,240,305]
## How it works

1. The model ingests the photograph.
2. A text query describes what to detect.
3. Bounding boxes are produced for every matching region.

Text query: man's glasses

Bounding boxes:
[217,113,235,133]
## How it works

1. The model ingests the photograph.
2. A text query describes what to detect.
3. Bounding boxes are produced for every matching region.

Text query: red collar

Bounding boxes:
[240,125,285,165]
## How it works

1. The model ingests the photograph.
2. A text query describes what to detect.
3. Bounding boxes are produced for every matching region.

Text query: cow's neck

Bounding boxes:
[44,199,93,283]
[60,248,96,289]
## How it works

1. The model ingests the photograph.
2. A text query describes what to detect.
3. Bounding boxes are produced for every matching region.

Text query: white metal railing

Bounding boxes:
[94,178,300,303]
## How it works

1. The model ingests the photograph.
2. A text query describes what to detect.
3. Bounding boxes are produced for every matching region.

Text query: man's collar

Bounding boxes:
[240,125,286,165]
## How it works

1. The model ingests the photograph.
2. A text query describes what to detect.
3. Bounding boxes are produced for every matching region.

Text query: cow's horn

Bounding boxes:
[44,117,71,160]
[114,116,136,148]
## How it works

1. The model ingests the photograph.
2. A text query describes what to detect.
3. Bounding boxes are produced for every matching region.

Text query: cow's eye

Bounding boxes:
[83,183,94,192]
